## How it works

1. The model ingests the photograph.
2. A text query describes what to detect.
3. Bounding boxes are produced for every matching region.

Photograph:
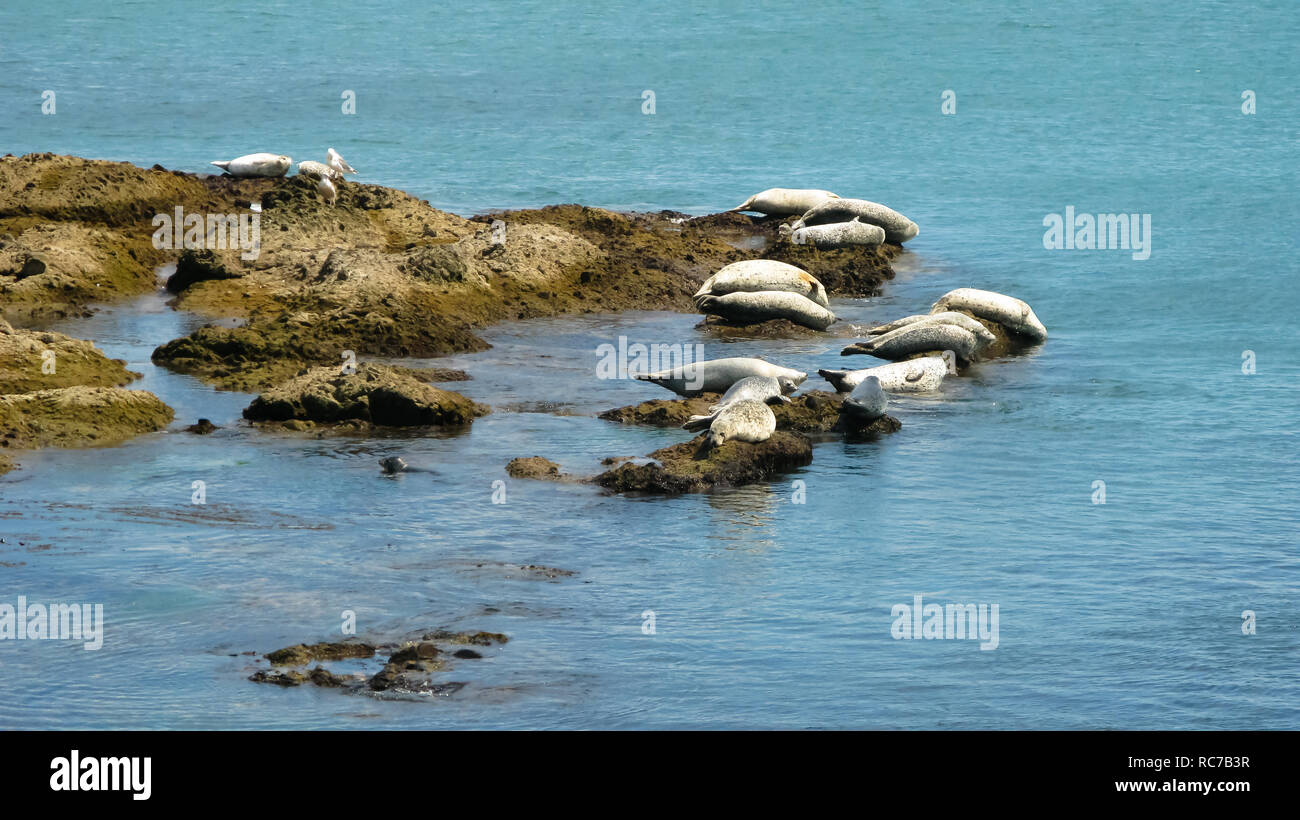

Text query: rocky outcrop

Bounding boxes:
[592,432,814,494]
[0,386,173,450]
[0,318,140,393]
[600,390,901,436]
[0,154,903,391]
[250,630,511,696]
[505,456,565,480]
[242,363,488,428]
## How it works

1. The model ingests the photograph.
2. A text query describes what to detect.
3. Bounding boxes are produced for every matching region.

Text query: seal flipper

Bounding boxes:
[727,197,756,213]
[682,412,717,432]
[210,160,231,170]
[818,369,853,392]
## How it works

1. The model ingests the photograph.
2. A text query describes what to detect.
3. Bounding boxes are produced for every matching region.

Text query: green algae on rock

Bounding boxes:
[0,318,140,393]
[265,642,377,666]
[242,363,488,428]
[0,386,173,450]
[599,390,900,436]
[593,432,814,494]
[252,630,510,696]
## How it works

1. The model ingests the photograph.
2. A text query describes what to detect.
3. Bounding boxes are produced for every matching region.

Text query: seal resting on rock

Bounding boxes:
[866,311,996,345]
[820,356,948,393]
[841,322,982,362]
[682,375,795,432]
[790,217,886,248]
[842,375,888,421]
[695,291,836,331]
[210,153,292,178]
[706,399,777,448]
[790,197,919,243]
[728,188,840,216]
[694,260,829,308]
[930,288,1047,342]
[635,357,807,397]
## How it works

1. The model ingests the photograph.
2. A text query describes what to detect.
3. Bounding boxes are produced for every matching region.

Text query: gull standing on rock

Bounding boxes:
[327,148,356,176]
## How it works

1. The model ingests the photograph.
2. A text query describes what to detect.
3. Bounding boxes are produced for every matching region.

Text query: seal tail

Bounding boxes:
[840,342,874,356]
[210,160,231,171]
[818,369,853,392]
[727,197,755,213]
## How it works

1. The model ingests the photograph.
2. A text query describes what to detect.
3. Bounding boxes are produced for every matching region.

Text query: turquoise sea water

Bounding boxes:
[0,1,1297,728]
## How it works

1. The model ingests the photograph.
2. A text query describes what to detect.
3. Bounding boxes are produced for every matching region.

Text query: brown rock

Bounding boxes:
[243,363,488,427]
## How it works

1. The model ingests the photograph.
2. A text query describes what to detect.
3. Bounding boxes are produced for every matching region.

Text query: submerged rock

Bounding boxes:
[505,456,565,480]
[243,363,488,428]
[264,642,376,666]
[593,431,813,494]
[252,629,506,696]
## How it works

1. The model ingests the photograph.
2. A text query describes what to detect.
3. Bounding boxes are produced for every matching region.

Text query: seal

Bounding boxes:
[930,288,1047,342]
[728,188,840,216]
[635,357,807,397]
[790,217,886,248]
[867,311,997,345]
[841,322,981,362]
[694,260,829,308]
[706,399,777,448]
[379,456,408,474]
[819,356,947,393]
[790,197,919,243]
[297,160,342,181]
[326,148,356,176]
[843,375,888,420]
[210,153,292,178]
[696,291,836,331]
[682,375,795,432]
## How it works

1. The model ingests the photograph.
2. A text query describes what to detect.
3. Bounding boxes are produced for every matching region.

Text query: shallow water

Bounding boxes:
[1,0,1298,729]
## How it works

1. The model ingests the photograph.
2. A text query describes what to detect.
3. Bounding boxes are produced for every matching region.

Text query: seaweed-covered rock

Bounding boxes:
[594,431,813,494]
[249,666,355,688]
[165,248,241,293]
[599,390,898,436]
[0,387,173,450]
[0,320,140,393]
[243,363,488,427]
[694,316,825,339]
[597,394,719,427]
[505,456,565,480]
[265,642,376,666]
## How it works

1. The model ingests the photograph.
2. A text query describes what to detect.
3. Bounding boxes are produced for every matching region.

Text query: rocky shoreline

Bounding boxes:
[0,152,900,477]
